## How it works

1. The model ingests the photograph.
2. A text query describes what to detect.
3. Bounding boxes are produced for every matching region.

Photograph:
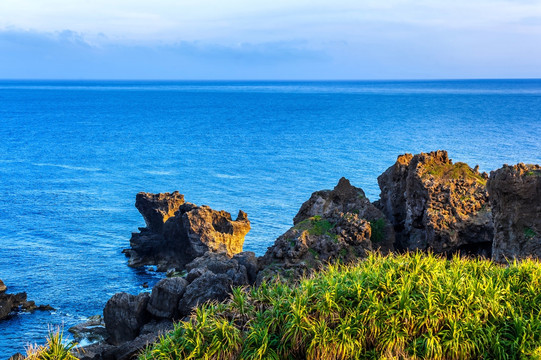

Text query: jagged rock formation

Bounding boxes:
[377,150,493,256]
[0,279,53,321]
[257,178,394,283]
[103,292,151,346]
[83,251,257,359]
[488,163,541,262]
[68,315,107,344]
[124,191,251,270]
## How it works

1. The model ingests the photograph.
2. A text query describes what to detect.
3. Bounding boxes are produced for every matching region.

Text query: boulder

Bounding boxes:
[0,279,6,293]
[258,178,394,283]
[124,191,250,270]
[97,321,174,360]
[68,315,107,344]
[488,163,541,262]
[377,150,492,256]
[146,277,188,319]
[178,272,233,316]
[185,251,257,286]
[103,292,150,345]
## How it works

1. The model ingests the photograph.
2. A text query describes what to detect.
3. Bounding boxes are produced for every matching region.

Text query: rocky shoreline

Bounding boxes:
[11,150,541,360]
[0,279,53,322]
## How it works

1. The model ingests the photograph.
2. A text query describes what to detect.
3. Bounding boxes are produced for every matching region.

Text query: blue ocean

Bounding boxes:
[0,80,540,356]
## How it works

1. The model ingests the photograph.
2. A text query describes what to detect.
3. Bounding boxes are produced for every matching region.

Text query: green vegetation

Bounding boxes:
[524,227,537,240]
[425,161,487,185]
[369,218,386,243]
[307,216,334,236]
[295,216,335,238]
[25,328,78,360]
[525,169,541,177]
[140,252,541,360]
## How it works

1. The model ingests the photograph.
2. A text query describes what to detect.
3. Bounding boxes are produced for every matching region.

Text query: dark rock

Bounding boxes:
[185,251,255,286]
[0,281,46,321]
[146,277,188,319]
[0,293,16,320]
[76,342,115,360]
[125,192,250,270]
[103,292,150,345]
[69,315,107,344]
[186,267,209,283]
[139,319,174,335]
[233,252,258,284]
[377,150,492,255]
[8,353,24,360]
[258,178,394,284]
[488,163,541,262]
[80,321,174,360]
[178,272,232,316]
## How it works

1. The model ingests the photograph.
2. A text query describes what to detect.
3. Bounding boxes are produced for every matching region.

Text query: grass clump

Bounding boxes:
[140,252,541,360]
[425,162,487,185]
[25,328,78,360]
[295,216,335,237]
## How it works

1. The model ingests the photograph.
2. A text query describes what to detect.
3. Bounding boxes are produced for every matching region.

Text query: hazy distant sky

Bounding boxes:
[1,0,540,79]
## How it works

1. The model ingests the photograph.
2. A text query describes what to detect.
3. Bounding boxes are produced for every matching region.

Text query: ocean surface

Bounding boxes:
[0,79,540,356]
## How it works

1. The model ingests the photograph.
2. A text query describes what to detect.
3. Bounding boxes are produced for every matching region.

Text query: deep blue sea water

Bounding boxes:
[0,80,540,356]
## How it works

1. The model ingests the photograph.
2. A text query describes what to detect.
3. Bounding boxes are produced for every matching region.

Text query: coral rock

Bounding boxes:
[258,178,394,283]
[377,150,492,256]
[488,163,541,262]
[124,191,250,270]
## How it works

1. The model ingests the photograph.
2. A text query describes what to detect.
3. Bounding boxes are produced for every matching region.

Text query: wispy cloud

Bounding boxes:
[1,1,540,79]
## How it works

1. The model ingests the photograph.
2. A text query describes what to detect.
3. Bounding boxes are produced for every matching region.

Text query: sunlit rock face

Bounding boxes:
[124,191,250,270]
[377,150,493,256]
[488,163,541,262]
[257,178,394,284]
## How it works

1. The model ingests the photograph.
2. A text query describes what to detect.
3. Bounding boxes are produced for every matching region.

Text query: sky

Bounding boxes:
[0,0,541,79]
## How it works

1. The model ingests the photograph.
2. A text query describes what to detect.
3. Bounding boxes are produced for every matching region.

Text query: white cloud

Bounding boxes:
[1,0,540,44]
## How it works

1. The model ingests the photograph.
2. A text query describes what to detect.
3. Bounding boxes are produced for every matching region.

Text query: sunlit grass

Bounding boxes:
[424,161,487,185]
[140,252,541,360]
[25,327,78,360]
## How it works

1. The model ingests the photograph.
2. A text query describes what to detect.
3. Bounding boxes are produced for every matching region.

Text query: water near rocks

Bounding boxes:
[0,80,540,355]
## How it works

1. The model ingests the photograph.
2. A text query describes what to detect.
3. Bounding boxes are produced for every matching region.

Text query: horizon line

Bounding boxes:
[1,77,541,82]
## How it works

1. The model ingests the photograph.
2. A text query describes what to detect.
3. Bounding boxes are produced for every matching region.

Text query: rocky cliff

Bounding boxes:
[377,150,493,256]
[488,163,541,262]
[257,177,394,283]
[124,191,250,270]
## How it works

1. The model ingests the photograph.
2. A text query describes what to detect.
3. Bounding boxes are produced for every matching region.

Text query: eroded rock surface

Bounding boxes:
[124,191,250,270]
[90,250,257,359]
[146,277,188,319]
[488,163,541,262]
[103,292,150,346]
[377,150,492,256]
[258,178,394,283]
